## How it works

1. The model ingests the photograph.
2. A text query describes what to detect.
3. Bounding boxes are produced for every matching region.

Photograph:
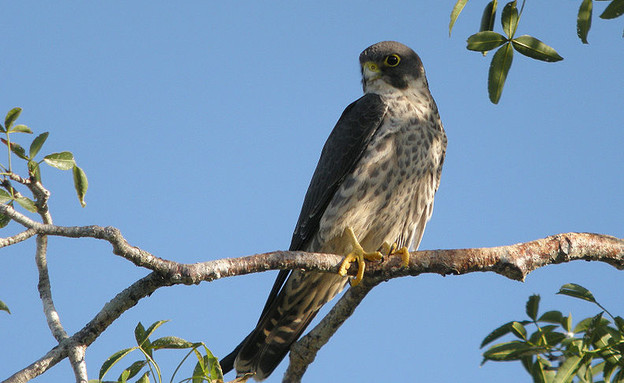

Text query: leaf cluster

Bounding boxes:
[94,321,224,383]
[449,0,624,104]
[0,107,88,227]
[482,283,624,383]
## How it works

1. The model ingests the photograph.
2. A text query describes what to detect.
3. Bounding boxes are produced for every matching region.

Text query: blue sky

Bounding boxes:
[1,2,623,382]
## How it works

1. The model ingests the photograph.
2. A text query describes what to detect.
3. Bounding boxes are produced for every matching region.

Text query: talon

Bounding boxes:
[380,242,410,267]
[394,246,410,267]
[338,228,382,286]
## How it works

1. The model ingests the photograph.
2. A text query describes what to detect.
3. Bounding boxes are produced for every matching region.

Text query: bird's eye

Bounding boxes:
[384,54,401,67]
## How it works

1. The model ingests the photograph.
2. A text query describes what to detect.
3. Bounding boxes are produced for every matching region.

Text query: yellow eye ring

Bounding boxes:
[384,54,401,67]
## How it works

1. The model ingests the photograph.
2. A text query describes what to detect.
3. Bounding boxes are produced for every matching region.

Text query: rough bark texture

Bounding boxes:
[1,187,623,383]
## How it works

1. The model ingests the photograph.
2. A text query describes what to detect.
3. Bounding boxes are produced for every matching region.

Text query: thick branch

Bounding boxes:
[3,228,621,382]
[282,232,624,382]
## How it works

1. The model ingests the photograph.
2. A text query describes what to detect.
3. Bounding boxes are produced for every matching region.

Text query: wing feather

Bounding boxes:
[265,93,386,310]
[219,94,387,375]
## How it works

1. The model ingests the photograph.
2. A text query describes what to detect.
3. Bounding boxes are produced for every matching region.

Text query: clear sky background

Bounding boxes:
[1,2,623,382]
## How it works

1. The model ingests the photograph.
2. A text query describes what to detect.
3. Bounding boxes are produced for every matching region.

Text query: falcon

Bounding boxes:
[221,41,447,380]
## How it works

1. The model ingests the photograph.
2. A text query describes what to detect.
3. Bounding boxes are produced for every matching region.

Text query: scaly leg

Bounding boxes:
[338,227,382,287]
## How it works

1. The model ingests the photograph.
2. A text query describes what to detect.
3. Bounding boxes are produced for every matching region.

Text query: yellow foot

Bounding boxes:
[338,228,382,287]
[380,242,410,268]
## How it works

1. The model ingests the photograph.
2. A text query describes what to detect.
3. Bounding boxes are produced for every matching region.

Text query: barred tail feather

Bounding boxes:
[226,271,347,380]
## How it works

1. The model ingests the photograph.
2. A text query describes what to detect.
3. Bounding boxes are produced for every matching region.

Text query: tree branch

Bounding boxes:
[4,273,168,383]
[3,221,621,382]
[284,277,382,382]
[282,232,624,382]
[0,228,36,248]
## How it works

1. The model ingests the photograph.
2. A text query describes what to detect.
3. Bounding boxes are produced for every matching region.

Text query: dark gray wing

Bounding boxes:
[219,93,387,375]
[263,93,386,313]
[290,93,387,250]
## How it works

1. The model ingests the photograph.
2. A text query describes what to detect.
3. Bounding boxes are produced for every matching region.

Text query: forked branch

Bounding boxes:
[2,201,622,383]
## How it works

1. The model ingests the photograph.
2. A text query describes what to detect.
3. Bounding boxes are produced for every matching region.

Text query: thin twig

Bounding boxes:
[35,234,67,341]
[4,273,168,383]
[0,228,36,248]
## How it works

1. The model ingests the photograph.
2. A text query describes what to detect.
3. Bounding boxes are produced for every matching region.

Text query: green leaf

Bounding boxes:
[0,211,11,228]
[539,310,564,325]
[553,355,582,383]
[603,361,618,382]
[578,0,593,43]
[143,320,169,342]
[532,356,555,383]
[482,341,538,362]
[0,189,12,204]
[28,160,41,182]
[449,0,469,35]
[43,152,75,170]
[1,139,29,160]
[0,300,10,314]
[8,124,32,134]
[191,346,224,382]
[204,348,224,382]
[614,316,624,332]
[600,0,624,19]
[99,347,136,380]
[118,360,147,382]
[526,294,540,321]
[134,322,148,347]
[16,197,37,213]
[574,315,610,334]
[208,356,224,381]
[576,362,591,383]
[136,371,150,383]
[614,367,624,382]
[480,0,498,32]
[502,1,519,38]
[193,356,209,383]
[544,330,567,345]
[488,43,513,104]
[151,336,194,350]
[583,312,607,345]
[511,321,528,340]
[482,321,516,348]
[467,31,508,52]
[5,108,22,130]
[72,165,88,207]
[558,283,596,303]
[119,369,130,383]
[565,314,573,332]
[512,35,564,62]
[29,132,49,158]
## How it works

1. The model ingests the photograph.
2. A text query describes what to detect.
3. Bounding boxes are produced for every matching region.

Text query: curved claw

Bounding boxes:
[380,242,410,267]
[338,228,382,286]
[394,246,410,267]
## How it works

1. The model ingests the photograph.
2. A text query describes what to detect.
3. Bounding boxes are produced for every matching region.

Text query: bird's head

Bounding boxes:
[359,41,427,94]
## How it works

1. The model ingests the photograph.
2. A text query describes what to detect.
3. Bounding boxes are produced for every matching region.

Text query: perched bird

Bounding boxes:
[221,41,447,380]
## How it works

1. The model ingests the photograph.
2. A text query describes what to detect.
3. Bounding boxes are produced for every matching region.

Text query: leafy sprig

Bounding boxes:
[482,283,624,383]
[95,320,224,383]
[449,0,623,104]
[0,107,88,228]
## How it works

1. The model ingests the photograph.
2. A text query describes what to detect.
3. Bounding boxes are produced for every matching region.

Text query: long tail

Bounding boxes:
[221,271,346,380]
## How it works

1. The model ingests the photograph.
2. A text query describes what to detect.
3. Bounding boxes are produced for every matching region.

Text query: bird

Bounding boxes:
[220,41,447,381]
